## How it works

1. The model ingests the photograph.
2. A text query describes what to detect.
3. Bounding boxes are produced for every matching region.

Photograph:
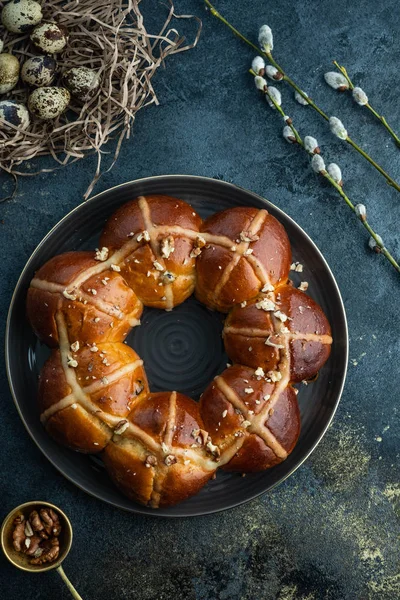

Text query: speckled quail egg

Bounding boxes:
[28,86,70,120]
[1,0,43,34]
[0,100,30,130]
[0,53,20,94]
[63,67,100,101]
[30,22,68,54]
[21,55,57,87]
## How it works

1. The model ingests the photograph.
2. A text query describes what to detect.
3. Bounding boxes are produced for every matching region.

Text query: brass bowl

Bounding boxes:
[1,501,72,573]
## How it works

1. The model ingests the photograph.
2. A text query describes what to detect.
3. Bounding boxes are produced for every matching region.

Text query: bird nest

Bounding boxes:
[0,0,201,200]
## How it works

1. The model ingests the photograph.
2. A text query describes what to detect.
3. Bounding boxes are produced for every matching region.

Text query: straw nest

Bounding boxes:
[0,0,200,200]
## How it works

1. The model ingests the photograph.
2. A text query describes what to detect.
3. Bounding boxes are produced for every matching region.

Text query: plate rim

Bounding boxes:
[5,174,349,517]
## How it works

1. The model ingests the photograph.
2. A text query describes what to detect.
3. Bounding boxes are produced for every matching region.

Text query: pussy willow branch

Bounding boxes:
[333,61,400,148]
[204,0,400,193]
[248,70,400,274]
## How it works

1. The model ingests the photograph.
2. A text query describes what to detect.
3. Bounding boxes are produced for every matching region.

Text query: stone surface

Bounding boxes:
[0,1,399,598]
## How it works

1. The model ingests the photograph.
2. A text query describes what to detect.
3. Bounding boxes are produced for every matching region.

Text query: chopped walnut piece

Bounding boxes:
[160,236,175,258]
[95,247,109,261]
[267,371,282,383]
[255,367,265,379]
[261,282,274,292]
[240,300,247,308]
[114,420,129,435]
[132,381,144,397]
[70,341,80,352]
[164,455,177,466]
[110,264,120,272]
[191,428,208,445]
[66,355,78,368]
[256,298,275,311]
[244,387,254,394]
[195,236,206,248]
[206,440,221,460]
[136,230,150,242]
[243,248,253,255]
[189,247,202,258]
[234,431,244,438]
[144,455,157,468]
[240,231,260,242]
[241,420,251,428]
[298,281,309,291]
[153,260,165,272]
[290,261,304,272]
[274,310,288,322]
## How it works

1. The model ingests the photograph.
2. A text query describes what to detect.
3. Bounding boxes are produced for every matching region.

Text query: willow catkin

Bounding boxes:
[0,0,201,200]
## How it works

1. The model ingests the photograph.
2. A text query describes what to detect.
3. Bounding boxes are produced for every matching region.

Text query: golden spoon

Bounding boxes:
[1,501,83,600]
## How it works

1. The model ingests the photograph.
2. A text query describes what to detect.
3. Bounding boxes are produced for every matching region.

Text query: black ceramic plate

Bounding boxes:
[6,175,348,517]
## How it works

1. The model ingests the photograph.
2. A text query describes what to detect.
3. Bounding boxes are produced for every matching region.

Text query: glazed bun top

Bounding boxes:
[26,251,143,347]
[100,195,203,310]
[195,206,292,312]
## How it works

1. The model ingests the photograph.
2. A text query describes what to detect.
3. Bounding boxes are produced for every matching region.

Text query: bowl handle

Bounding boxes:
[57,565,84,600]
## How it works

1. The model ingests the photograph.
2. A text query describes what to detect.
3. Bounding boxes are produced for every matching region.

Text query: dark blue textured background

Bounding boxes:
[1,1,399,598]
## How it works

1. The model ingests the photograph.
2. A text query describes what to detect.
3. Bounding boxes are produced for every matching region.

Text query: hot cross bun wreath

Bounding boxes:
[26,195,332,508]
